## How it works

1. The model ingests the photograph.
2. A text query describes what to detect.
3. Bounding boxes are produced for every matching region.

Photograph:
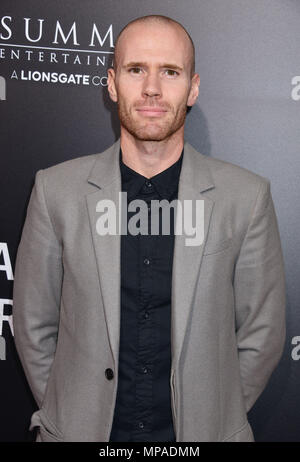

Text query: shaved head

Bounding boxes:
[107,14,200,145]
[113,15,195,78]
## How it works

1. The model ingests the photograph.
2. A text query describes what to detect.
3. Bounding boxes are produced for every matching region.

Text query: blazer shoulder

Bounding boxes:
[185,142,270,189]
[40,152,99,181]
[204,154,270,188]
[203,155,272,216]
[185,142,271,211]
[34,142,117,196]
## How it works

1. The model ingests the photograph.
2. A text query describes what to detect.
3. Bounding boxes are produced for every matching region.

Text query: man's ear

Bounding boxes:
[187,73,200,107]
[107,68,118,102]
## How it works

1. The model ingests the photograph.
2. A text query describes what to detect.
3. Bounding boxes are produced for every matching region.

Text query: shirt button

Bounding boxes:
[142,366,149,374]
[145,180,152,187]
[143,258,150,265]
[138,422,144,429]
[144,311,149,319]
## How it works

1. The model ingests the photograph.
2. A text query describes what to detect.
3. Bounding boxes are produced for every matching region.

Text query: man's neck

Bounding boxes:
[120,128,184,179]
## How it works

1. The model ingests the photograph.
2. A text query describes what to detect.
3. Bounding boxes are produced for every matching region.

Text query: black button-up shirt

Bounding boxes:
[108,148,184,442]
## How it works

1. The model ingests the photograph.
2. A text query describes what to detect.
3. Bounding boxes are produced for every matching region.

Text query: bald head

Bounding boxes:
[113,15,195,78]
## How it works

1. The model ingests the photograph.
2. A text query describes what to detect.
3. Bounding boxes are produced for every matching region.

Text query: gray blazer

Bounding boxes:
[12,139,286,442]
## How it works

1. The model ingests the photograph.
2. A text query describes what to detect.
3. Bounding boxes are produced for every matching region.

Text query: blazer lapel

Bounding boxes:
[86,139,122,370]
[85,138,215,376]
[170,142,215,374]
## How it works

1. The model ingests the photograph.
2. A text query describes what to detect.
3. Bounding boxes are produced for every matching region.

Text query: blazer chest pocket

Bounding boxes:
[203,235,233,256]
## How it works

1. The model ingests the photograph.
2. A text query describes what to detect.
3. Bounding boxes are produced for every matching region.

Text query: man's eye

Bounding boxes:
[165,69,179,76]
[129,67,142,74]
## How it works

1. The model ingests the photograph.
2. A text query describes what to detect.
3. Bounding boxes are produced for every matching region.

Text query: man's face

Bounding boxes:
[107,22,200,142]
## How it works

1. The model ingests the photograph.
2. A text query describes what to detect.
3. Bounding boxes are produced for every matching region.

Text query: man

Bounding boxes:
[12,15,286,442]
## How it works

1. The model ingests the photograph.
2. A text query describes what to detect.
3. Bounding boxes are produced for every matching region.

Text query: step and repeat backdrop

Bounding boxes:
[0,0,299,442]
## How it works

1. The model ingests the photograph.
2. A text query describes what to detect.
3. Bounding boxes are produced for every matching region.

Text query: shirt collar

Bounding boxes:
[119,148,184,201]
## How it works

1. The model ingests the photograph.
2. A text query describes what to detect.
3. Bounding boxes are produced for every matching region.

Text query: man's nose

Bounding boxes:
[142,72,162,98]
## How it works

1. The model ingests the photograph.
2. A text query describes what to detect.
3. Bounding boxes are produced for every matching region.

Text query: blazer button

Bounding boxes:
[105,368,114,380]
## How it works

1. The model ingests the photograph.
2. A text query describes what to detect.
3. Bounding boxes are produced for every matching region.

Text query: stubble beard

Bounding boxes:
[117,98,188,142]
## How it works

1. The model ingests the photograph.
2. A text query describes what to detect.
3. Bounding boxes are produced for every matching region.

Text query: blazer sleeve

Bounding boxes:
[233,179,286,413]
[13,169,63,409]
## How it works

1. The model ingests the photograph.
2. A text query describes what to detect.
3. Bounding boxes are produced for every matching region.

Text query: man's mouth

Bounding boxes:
[136,107,168,117]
